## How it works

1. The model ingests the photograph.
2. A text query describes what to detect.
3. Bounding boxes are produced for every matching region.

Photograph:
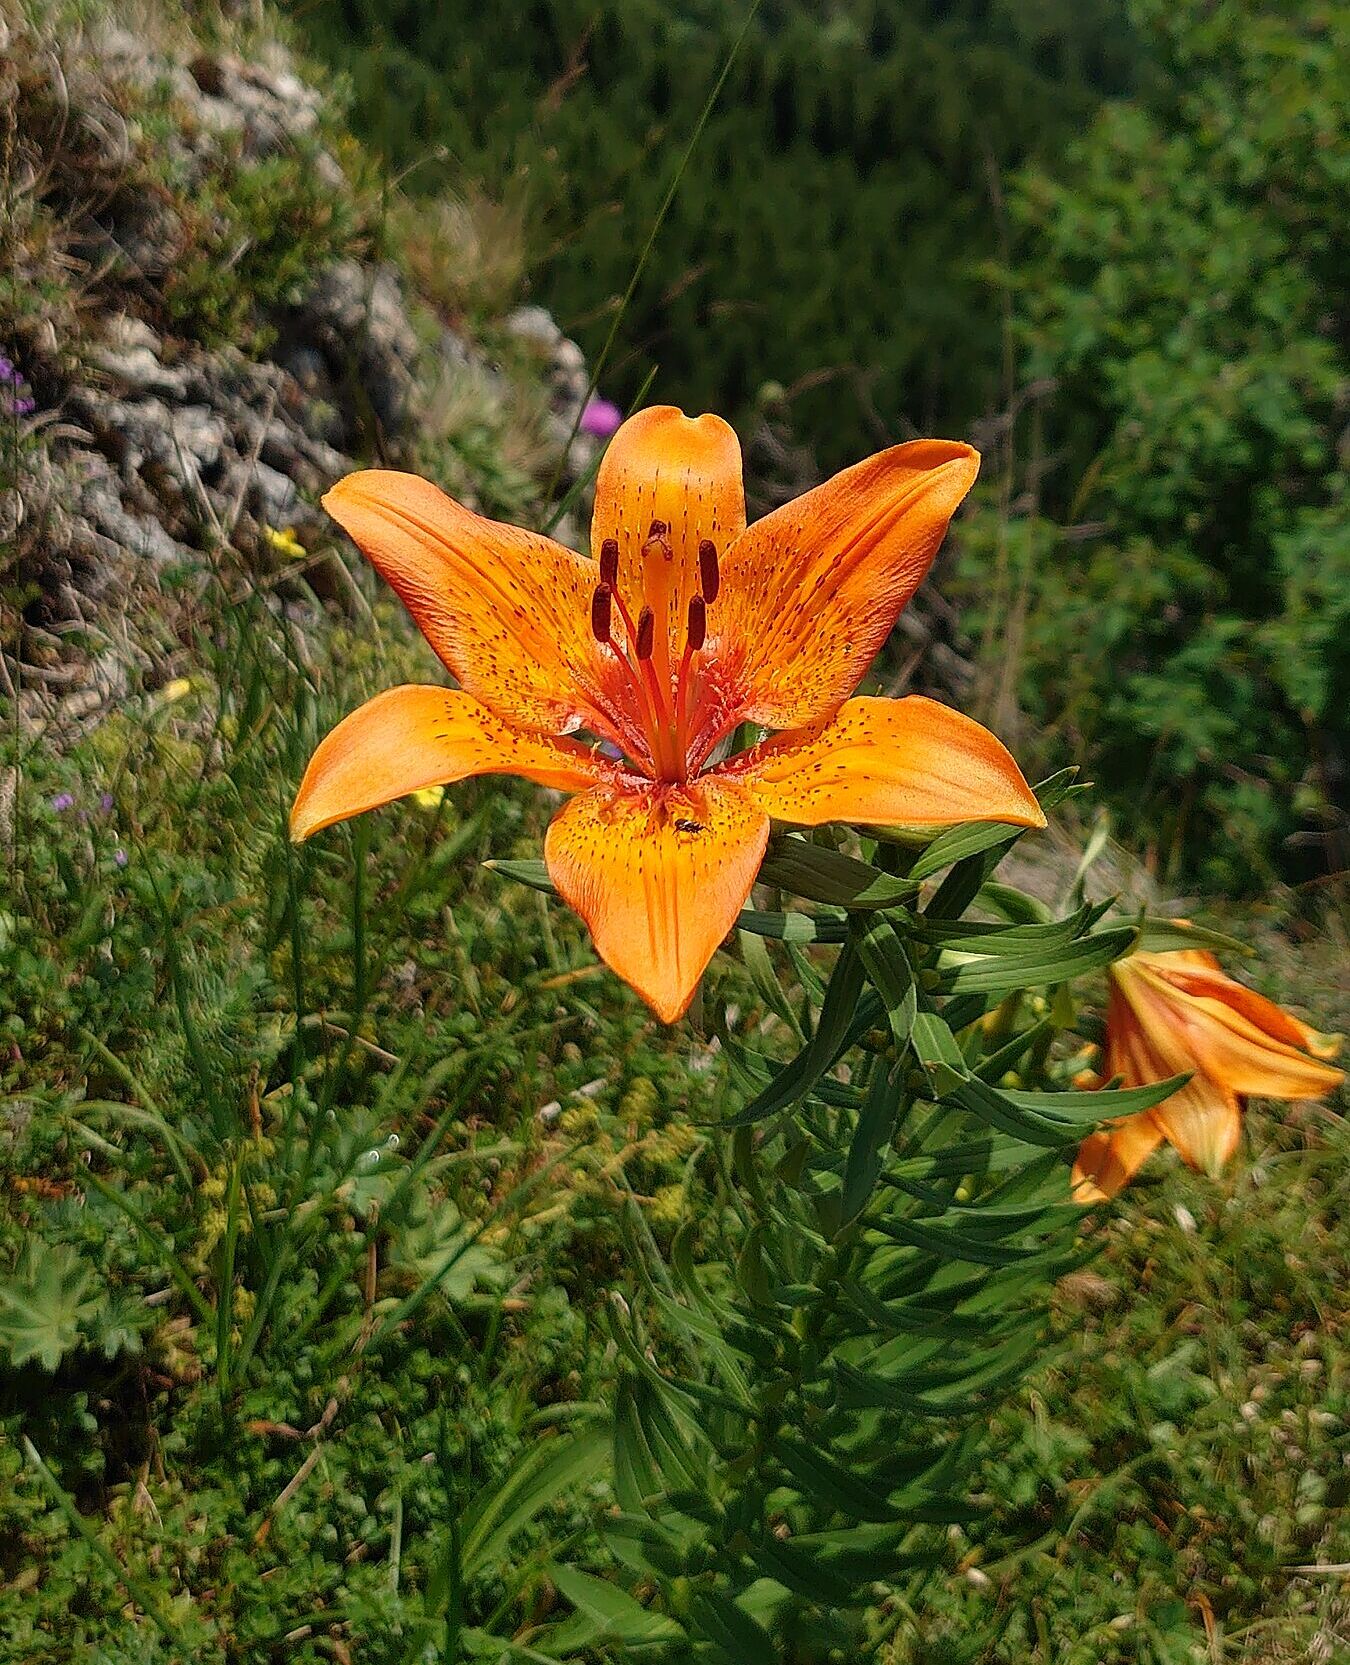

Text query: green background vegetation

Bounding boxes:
[1,0,1346,1660]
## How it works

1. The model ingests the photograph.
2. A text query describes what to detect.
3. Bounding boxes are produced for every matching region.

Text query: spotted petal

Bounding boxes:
[591,406,746,690]
[695,440,979,742]
[544,777,768,1023]
[719,695,1044,830]
[323,471,645,757]
[291,685,608,842]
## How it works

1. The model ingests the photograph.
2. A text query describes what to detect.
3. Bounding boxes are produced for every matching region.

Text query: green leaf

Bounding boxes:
[719,943,868,1126]
[976,882,1053,925]
[1132,916,1252,956]
[855,917,918,1046]
[0,1243,103,1371]
[865,1212,1044,1267]
[789,1519,927,1582]
[387,1193,510,1304]
[946,1076,1081,1149]
[460,1424,609,1580]
[736,908,848,943]
[999,1074,1192,1121]
[842,1064,903,1223]
[761,837,918,909]
[747,1534,859,1606]
[774,1433,898,1522]
[484,858,555,894]
[911,1009,970,1095]
[912,903,1108,954]
[613,1378,663,1512]
[906,770,1077,881]
[686,1590,778,1661]
[549,1565,684,1647]
[938,927,1136,993]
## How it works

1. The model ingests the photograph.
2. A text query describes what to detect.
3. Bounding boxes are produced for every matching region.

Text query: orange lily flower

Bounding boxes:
[1072,945,1344,1201]
[291,406,1044,1020]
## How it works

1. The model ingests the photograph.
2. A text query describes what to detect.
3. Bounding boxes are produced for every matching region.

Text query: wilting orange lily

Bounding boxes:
[1073,944,1343,1201]
[291,406,1044,1020]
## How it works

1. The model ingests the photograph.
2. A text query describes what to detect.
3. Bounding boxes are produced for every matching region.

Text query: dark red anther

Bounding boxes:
[634,605,655,661]
[591,583,612,643]
[648,519,670,540]
[686,595,707,651]
[698,538,720,603]
[599,537,619,588]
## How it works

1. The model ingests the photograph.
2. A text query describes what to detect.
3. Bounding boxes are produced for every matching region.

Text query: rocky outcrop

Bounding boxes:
[1,15,601,737]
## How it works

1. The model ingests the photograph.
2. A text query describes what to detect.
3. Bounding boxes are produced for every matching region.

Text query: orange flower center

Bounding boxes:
[589,523,721,782]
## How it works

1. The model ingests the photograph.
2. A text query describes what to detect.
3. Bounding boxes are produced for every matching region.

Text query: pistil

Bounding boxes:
[673,594,707,765]
[589,526,720,783]
[640,520,676,694]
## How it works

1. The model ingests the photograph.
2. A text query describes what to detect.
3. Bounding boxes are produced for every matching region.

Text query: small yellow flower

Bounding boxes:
[410,786,446,810]
[162,677,193,703]
[266,525,307,560]
[647,1183,686,1228]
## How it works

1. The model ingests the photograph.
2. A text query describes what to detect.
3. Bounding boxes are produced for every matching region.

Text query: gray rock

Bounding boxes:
[79,469,193,572]
[247,461,301,526]
[504,306,562,352]
[287,259,419,438]
[90,315,189,399]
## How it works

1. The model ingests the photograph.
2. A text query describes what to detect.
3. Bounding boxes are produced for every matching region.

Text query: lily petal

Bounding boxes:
[1125,961,1345,1103]
[591,406,746,674]
[323,471,644,755]
[291,685,608,842]
[1158,963,1345,1065]
[1151,1077,1243,1178]
[720,696,1045,830]
[698,440,979,738]
[544,777,769,1023]
[1072,1112,1166,1203]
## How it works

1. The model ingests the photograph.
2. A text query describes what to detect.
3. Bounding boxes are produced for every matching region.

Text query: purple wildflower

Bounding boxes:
[1,353,34,415]
[579,397,623,439]
[113,849,129,868]
[99,792,115,813]
[50,792,75,812]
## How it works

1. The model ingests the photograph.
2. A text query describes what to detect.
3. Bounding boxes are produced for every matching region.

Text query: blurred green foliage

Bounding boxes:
[3,0,1347,1657]
[292,0,1138,465]
[956,0,1349,890]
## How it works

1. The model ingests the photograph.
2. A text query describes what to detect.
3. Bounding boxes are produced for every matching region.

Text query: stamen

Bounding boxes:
[673,598,706,769]
[590,583,612,643]
[698,538,720,603]
[634,606,655,661]
[648,519,670,540]
[686,595,706,651]
[599,537,619,588]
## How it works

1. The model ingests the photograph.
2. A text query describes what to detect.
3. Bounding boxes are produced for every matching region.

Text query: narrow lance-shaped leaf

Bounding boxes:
[720,941,868,1127]
[855,916,918,1046]
[760,836,919,909]
[842,1062,905,1223]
